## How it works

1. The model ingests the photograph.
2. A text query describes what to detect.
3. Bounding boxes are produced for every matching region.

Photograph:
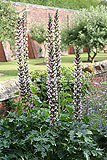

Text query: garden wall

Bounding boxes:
[0,42,6,62]
[0,1,78,62]
[10,1,78,30]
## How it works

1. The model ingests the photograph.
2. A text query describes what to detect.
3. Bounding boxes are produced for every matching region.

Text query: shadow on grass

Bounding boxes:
[0,60,17,65]
[0,70,17,79]
[61,56,75,63]
[61,56,90,63]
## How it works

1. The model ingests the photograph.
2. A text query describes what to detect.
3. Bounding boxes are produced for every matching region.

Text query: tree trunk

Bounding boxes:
[43,41,46,63]
[87,48,91,62]
[91,49,97,63]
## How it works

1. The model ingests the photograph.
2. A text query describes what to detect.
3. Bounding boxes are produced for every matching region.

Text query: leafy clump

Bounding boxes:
[31,66,92,110]
[0,0,17,44]
[0,108,103,160]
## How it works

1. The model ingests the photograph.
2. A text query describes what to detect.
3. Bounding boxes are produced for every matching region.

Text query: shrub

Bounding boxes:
[31,67,92,107]
[0,108,103,160]
[82,83,107,159]
[62,6,107,62]
[83,84,107,132]
[31,24,46,44]
[0,0,17,44]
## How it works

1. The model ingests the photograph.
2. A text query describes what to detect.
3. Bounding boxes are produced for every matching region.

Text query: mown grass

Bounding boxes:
[0,52,107,81]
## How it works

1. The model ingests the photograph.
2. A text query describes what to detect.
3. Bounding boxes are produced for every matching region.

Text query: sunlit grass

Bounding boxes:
[0,52,107,81]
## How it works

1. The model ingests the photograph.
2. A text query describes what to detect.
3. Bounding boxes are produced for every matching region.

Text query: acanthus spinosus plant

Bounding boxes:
[15,12,33,109]
[46,13,58,126]
[73,47,83,121]
[54,10,62,93]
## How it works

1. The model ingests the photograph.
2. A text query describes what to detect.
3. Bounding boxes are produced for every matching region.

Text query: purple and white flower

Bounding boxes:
[15,12,33,108]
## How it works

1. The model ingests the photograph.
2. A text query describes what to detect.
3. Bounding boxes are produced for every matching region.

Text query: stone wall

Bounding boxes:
[83,60,107,74]
[0,78,19,117]
[0,42,6,62]
[0,1,78,62]
[0,79,19,102]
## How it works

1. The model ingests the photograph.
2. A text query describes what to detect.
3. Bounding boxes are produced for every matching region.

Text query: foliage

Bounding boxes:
[31,70,47,103]
[31,24,46,44]
[100,0,107,6]
[7,0,100,10]
[92,129,107,160]
[30,22,67,52]
[83,83,107,133]
[30,23,47,62]
[62,6,107,62]
[0,108,103,160]
[82,83,107,159]
[31,67,92,110]
[0,0,17,44]
[56,121,103,160]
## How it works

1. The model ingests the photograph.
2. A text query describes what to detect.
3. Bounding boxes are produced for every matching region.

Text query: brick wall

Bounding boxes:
[90,72,107,89]
[11,1,78,30]
[0,42,7,62]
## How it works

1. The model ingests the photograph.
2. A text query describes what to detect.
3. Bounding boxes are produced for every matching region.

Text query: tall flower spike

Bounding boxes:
[22,12,34,107]
[47,14,58,126]
[54,10,62,93]
[72,47,83,121]
[15,12,33,108]
[15,17,27,107]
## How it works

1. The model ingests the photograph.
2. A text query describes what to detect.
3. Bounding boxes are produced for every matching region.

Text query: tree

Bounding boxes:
[8,0,100,10]
[0,0,17,44]
[30,24,46,62]
[68,0,100,10]
[30,23,67,61]
[62,6,107,63]
[100,0,107,6]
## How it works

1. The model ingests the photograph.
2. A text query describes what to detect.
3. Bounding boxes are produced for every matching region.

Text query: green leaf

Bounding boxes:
[76,132,82,138]
[33,95,42,105]
[60,114,69,121]
[41,151,47,158]
[14,91,19,95]
[66,105,74,113]
[69,130,75,140]
[84,150,90,160]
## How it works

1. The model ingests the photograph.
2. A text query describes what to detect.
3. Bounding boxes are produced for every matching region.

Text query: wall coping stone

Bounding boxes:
[0,78,19,102]
[83,60,107,74]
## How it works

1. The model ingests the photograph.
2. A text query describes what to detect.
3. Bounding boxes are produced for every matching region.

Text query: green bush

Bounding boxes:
[83,83,107,132]
[0,108,103,160]
[81,83,107,159]
[62,6,107,62]
[31,67,92,109]
[0,0,17,44]
[31,24,46,44]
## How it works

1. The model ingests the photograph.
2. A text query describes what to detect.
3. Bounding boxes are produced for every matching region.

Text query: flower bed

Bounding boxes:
[0,10,107,160]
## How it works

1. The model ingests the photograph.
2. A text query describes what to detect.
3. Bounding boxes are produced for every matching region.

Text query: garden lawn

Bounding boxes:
[0,52,107,81]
